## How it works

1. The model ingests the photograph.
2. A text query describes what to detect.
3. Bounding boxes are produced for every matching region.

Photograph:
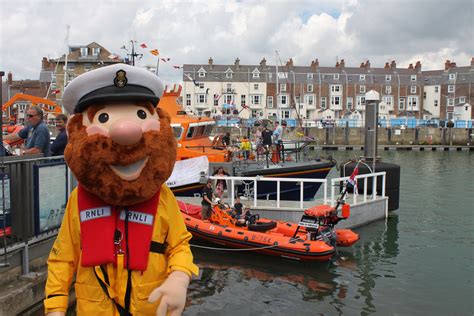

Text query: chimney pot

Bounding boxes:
[7,72,13,85]
[390,60,397,69]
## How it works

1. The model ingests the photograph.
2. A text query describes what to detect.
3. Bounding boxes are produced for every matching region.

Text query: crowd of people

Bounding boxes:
[2,108,68,157]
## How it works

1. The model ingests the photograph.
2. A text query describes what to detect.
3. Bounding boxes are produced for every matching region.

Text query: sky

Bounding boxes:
[1,0,473,85]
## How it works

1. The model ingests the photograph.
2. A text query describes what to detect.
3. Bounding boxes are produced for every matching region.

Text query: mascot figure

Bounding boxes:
[44,64,198,316]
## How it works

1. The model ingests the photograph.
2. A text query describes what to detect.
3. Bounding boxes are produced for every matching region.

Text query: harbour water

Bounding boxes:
[185,150,474,315]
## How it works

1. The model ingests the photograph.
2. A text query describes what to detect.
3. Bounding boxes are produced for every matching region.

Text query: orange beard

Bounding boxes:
[65,108,177,206]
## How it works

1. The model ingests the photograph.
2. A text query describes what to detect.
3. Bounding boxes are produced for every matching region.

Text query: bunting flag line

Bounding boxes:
[241,104,249,109]
[173,65,182,69]
[150,49,159,56]
[214,94,221,101]
[52,89,61,95]
[140,43,148,48]
[108,54,119,60]
[160,58,171,62]
[184,73,199,87]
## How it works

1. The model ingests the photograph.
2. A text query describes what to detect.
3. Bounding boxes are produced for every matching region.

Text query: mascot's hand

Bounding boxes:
[148,270,190,316]
[46,312,65,316]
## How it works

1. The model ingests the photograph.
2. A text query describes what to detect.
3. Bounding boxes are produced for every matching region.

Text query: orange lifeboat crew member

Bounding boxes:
[44,64,198,316]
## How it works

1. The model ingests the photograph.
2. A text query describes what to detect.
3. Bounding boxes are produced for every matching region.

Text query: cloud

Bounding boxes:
[0,0,471,84]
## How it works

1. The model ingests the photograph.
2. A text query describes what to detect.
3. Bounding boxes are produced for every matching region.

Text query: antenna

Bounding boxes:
[62,25,70,113]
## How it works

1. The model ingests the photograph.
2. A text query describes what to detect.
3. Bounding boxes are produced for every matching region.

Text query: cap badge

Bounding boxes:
[114,70,128,88]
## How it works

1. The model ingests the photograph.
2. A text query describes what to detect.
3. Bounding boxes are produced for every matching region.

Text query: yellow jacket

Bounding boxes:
[44,185,199,315]
[239,140,251,151]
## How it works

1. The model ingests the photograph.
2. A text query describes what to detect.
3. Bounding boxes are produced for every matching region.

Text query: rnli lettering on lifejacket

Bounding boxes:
[80,207,112,222]
[119,210,154,226]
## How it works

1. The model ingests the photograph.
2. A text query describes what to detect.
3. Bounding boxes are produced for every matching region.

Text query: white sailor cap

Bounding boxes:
[62,63,164,114]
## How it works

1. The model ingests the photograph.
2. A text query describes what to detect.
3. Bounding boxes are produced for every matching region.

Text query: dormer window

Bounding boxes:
[92,47,100,56]
[198,67,206,78]
[334,74,339,80]
[307,73,313,80]
[252,68,260,79]
[80,47,88,56]
[385,75,391,81]
[411,75,417,81]
[449,73,456,80]
[360,75,365,81]
[225,68,233,79]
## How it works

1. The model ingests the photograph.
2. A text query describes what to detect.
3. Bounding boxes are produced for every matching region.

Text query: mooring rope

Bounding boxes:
[190,237,301,252]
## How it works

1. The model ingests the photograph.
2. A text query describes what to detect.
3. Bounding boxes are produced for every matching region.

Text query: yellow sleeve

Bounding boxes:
[160,185,199,277]
[44,188,81,313]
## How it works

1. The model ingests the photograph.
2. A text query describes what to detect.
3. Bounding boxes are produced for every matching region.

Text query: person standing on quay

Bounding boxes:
[4,105,51,156]
[51,114,68,156]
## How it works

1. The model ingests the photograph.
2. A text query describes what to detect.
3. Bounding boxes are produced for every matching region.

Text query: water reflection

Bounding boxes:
[185,212,399,315]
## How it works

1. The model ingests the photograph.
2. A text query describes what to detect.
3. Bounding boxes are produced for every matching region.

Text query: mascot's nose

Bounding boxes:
[109,119,143,146]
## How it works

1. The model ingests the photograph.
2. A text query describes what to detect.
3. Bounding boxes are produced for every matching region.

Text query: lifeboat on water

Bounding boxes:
[178,201,359,261]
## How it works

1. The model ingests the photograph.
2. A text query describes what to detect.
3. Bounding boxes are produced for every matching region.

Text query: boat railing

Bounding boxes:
[329,172,387,206]
[210,171,386,210]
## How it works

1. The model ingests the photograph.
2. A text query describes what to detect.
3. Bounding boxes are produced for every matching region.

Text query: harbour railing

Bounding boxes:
[210,171,387,210]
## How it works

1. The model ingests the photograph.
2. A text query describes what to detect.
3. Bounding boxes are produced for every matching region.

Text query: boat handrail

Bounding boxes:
[210,171,386,210]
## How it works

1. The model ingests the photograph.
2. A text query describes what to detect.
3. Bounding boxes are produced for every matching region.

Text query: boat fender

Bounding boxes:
[244,236,248,241]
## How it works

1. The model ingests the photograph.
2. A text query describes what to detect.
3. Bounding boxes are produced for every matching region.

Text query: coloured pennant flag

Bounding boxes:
[108,54,119,60]
[241,104,249,109]
[347,166,359,194]
[52,89,61,95]
[150,49,159,56]
[173,65,182,69]
[140,43,148,48]
[214,94,221,101]
[160,58,171,62]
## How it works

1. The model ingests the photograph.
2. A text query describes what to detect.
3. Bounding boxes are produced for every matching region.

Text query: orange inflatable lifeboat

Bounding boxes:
[179,201,359,261]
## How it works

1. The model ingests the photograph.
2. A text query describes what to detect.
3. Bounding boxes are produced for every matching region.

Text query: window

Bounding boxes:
[434,86,439,93]
[307,73,313,79]
[198,71,206,78]
[241,95,246,107]
[267,96,273,108]
[199,83,204,89]
[407,96,418,109]
[360,85,366,93]
[423,92,426,99]
[282,110,290,119]
[254,84,259,90]
[305,95,314,106]
[92,47,100,56]
[459,97,466,103]
[331,85,341,92]
[196,94,206,104]
[186,94,191,106]
[356,96,366,107]
[449,73,456,80]
[359,75,365,81]
[448,98,454,106]
[399,98,405,110]
[213,94,219,106]
[252,71,260,79]
[385,75,391,81]
[224,94,234,104]
[226,84,233,93]
[448,85,455,93]
[251,110,259,118]
[346,97,353,110]
[307,84,313,92]
[280,84,286,92]
[383,96,393,107]
[279,95,288,106]
[434,100,438,107]
[321,97,327,109]
[331,96,341,106]
[252,95,261,105]
[411,75,417,81]
[410,86,416,93]
[80,47,88,56]
[334,74,339,80]
[385,86,392,94]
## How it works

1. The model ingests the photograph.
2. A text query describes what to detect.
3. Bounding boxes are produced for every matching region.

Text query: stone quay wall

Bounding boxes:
[214,127,474,146]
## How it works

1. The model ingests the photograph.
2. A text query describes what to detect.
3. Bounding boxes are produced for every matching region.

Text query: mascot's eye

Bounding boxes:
[98,113,109,123]
[137,110,147,119]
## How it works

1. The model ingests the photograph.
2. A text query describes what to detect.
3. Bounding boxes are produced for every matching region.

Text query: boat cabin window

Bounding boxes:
[195,126,206,137]
[186,127,196,139]
[172,127,183,140]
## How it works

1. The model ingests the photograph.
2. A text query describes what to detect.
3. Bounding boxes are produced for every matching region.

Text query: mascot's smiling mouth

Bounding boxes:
[109,156,150,181]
